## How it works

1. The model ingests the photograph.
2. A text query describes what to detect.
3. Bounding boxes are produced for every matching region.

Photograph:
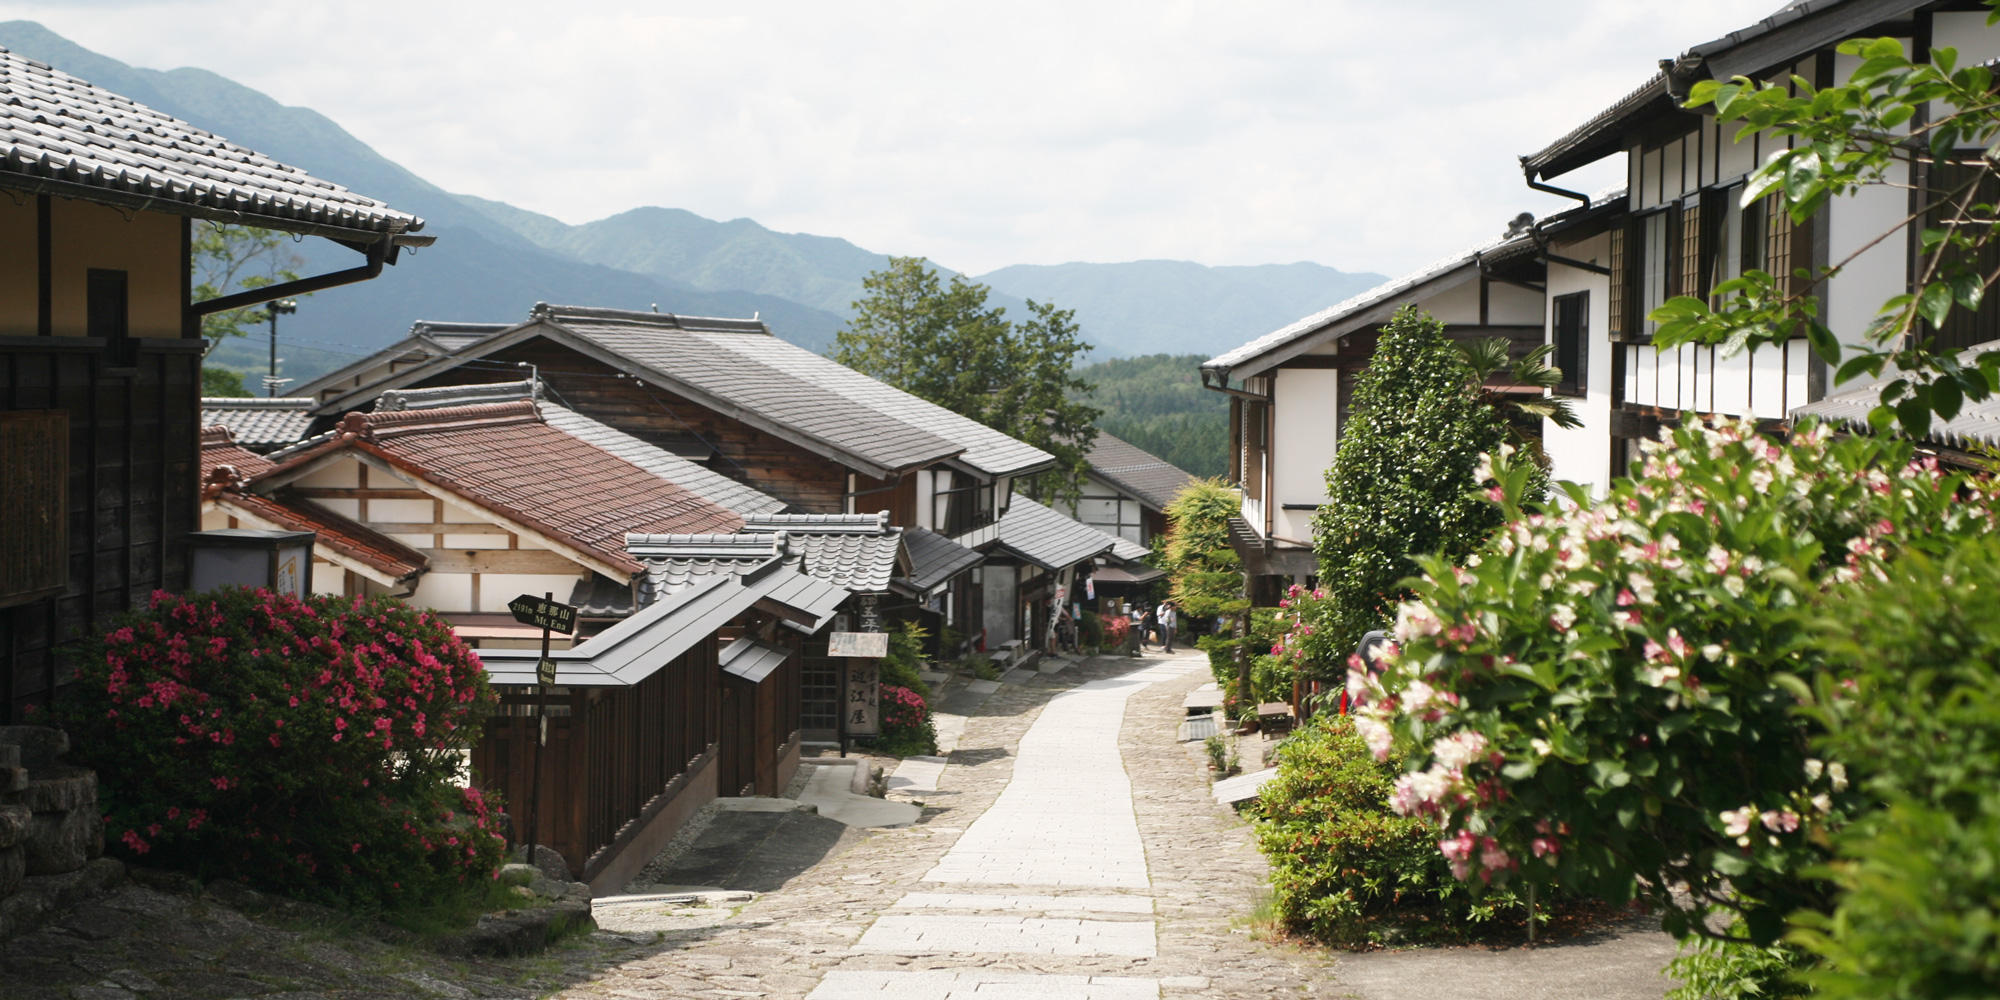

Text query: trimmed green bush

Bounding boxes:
[1252,713,1500,946]
[1310,305,1542,678]
[57,587,503,916]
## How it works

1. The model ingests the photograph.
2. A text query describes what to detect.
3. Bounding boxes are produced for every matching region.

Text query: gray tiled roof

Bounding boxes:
[1110,537,1152,563]
[990,494,1120,572]
[1790,352,2000,451]
[1203,231,1532,378]
[200,397,314,452]
[740,513,905,594]
[715,333,1054,477]
[0,46,425,243]
[898,526,983,595]
[1085,431,1198,511]
[543,307,962,477]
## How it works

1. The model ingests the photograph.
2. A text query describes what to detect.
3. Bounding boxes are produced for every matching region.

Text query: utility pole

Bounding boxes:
[264,298,297,397]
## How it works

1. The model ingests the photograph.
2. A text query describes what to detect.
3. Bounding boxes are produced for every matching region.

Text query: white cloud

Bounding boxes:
[2,0,1763,276]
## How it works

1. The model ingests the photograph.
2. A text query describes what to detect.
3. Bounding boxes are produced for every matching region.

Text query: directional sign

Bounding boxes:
[509,594,577,635]
[829,631,889,657]
[536,658,558,686]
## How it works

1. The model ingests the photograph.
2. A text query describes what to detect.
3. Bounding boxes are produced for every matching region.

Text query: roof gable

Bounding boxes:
[1083,431,1198,511]
[252,400,742,576]
[0,45,425,243]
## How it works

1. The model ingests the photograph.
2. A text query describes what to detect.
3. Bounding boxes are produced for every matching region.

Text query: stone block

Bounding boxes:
[0,744,18,769]
[0,803,28,848]
[0,880,52,941]
[25,802,102,875]
[2,765,26,794]
[18,766,95,813]
[0,726,69,769]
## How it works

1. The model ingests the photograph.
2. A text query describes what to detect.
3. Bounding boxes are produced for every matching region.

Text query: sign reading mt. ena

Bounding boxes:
[508,594,577,635]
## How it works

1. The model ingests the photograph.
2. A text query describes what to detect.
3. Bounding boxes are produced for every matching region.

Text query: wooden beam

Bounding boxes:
[427,550,587,574]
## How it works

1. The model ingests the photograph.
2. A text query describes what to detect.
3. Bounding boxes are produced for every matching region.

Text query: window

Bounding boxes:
[1924,160,2000,351]
[1553,292,1589,397]
[0,411,69,608]
[87,268,131,365]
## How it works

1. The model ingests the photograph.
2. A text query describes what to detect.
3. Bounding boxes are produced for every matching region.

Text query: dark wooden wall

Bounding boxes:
[472,637,719,880]
[720,636,802,797]
[416,339,853,513]
[1,339,201,722]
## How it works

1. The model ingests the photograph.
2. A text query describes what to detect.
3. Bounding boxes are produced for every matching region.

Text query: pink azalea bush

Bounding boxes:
[57,587,505,913]
[877,683,936,756]
[1356,418,2000,944]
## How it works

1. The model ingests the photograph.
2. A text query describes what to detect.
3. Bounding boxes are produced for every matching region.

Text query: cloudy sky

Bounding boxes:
[2,1,1762,277]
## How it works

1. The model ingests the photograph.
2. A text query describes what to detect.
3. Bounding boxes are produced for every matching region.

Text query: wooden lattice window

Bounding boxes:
[1,411,69,608]
[1680,202,1704,301]
[1766,201,1793,290]
[1608,227,1627,339]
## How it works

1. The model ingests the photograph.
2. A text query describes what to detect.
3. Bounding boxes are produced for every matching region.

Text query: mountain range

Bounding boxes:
[0,22,1387,383]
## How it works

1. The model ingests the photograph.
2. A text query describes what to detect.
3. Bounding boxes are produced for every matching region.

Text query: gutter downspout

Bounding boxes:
[191,235,394,318]
[1519,158,1614,276]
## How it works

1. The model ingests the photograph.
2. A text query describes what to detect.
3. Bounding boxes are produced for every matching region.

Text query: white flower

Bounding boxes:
[1829,762,1848,792]
[1720,806,1757,838]
[1531,738,1551,757]
[1354,716,1393,762]
[1811,793,1833,814]
[1723,575,1746,597]
[1431,731,1489,771]
[1804,758,1824,781]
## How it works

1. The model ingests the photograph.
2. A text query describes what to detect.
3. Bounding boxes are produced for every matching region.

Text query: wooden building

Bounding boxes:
[0,44,428,721]
[1051,430,1198,553]
[1517,0,2000,493]
[1199,234,1548,604]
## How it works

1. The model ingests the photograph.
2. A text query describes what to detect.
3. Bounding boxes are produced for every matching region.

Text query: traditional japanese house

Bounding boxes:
[1199,230,1548,604]
[983,495,1124,654]
[296,303,1034,643]
[198,397,316,453]
[0,45,429,721]
[1517,0,2000,489]
[1053,430,1197,552]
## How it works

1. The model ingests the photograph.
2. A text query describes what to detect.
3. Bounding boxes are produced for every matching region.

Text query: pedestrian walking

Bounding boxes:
[1158,602,1176,652]
[1141,604,1159,650]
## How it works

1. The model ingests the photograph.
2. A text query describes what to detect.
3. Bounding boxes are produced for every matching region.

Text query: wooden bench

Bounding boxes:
[1256,701,1295,738]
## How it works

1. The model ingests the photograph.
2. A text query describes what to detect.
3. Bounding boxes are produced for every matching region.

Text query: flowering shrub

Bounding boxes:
[1102,614,1132,649]
[1358,418,1999,944]
[876,684,936,757]
[57,587,504,914]
[1253,713,1519,946]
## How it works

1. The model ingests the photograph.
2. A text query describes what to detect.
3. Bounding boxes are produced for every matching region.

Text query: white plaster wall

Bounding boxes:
[1935,15,2000,66]
[477,574,587,613]
[411,573,473,613]
[1420,278,1485,324]
[1825,147,1912,357]
[1541,236,1616,496]
[1271,367,1339,546]
[1488,281,1545,324]
[370,498,433,522]
[441,533,510,550]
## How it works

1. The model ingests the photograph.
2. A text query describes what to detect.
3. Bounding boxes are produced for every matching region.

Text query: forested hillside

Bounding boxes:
[1076,354,1227,479]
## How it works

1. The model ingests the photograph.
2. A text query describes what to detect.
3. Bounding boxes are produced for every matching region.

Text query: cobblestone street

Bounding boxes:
[565,649,1338,999]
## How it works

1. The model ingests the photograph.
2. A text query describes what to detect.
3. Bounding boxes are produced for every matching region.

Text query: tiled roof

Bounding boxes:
[1109,536,1152,563]
[198,425,276,483]
[1204,230,1534,377]
[1085,431,1198,511]
[368,379,785,516]
[210,489,427,584]
[898,526,983,595]
[540,306,963,477]
[0,46,426,243]
[540,402,787,517]
[255,401,742,576]
[714,332,1054,477]
[990,494,1119,572]
[1790,353,2000,452]
[200,398,314,452]
[740,513,905,594]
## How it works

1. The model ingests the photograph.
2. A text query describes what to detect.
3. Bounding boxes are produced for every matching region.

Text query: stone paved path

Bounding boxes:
[565,650,1338,999]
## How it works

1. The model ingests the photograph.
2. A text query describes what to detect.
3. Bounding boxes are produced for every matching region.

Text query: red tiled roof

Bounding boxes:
[200,425,276,484]
[257,401,743,575]
[213,490,428,583]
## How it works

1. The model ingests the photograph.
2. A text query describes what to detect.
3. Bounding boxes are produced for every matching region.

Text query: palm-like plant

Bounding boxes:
[1456,338,1582,467]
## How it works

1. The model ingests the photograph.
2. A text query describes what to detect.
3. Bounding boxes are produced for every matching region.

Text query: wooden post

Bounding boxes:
[526,591,553,867]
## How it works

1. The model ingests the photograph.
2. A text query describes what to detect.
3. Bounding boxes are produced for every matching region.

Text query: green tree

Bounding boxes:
[201,366,252,398]
[1455,338,1582,465]
[1310,306,1538,671]
[835,257,1101,502]
[1076,352,1228,478]
[1163,478,1252,701]
[1651,21,2000,435]
[191,221,307,395]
